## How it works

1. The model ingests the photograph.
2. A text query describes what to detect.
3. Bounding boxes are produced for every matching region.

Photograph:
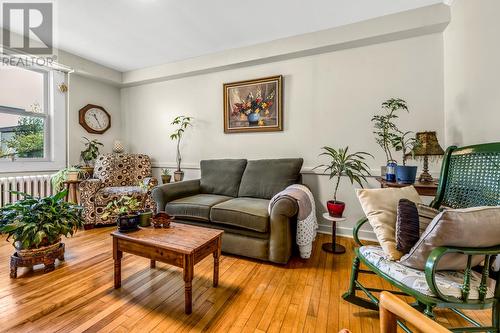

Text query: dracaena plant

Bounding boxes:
[392,130,420,166]
[315,146,373,202]
[170,116,193,172]
[0,190,83,250]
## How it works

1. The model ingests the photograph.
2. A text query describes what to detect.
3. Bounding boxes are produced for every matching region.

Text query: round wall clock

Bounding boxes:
[78,104,111,134]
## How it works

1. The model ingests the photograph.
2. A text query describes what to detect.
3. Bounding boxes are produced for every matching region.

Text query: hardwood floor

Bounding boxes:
[0,227,491,332]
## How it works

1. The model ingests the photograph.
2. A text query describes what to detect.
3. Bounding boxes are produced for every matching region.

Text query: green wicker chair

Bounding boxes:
[343,142,500,332]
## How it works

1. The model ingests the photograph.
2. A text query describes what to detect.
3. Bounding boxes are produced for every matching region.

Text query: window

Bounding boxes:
[0,64,67,173]
[0,66,47,160]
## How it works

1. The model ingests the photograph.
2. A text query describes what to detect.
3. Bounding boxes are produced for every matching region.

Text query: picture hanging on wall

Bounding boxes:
[223,75,283,133]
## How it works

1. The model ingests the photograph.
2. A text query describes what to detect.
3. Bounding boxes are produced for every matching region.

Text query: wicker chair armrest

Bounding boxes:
[353,217,369,246]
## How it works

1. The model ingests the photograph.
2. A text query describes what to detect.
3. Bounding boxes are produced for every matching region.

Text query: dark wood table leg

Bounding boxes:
[150,259,156,269]
[183,253,194,314]
[113,238,122,288]
[213,237,221,287]
[322,220,346,254]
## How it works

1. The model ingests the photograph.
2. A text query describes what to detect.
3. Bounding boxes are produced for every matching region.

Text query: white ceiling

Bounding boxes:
[30,0,443,71]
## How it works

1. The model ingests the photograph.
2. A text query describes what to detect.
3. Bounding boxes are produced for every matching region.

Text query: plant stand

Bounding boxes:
[10,243,65,278]
[322,213,346,254]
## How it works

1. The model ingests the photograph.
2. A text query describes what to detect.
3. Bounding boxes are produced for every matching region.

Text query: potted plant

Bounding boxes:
[51,166,84,192]
[371,98,409,179]
[170,115,193,182]
[160,168,172,184]
[0,190,83,277]
[101,196,141,232]
[315,146,373,217]
[79,137,103,177]
[393,131,420,184]
[136,181,155,227]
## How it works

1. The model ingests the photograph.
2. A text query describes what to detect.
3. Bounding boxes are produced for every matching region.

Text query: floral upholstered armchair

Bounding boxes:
[79,153,158,228]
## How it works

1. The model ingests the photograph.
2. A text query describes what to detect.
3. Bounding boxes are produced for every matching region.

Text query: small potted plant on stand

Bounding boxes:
[371,98,409,180]
[51,166,84,192]
[315,146,372,217]
[0,190,83,278]
[160,168,172,184]
[101,196,141,232]
[80,137,103,178]
[170,115,193,182]
[393,131,420,184]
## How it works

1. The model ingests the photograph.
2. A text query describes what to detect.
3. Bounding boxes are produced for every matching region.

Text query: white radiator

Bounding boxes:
[0,175,53,207]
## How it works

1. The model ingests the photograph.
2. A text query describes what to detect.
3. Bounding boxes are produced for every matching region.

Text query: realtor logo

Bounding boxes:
[2,2,53,54]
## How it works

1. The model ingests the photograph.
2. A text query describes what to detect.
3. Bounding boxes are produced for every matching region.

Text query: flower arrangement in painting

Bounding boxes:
[231,88,275,126]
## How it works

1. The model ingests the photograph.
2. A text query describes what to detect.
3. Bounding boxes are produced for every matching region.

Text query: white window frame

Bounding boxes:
[0,66,67,173]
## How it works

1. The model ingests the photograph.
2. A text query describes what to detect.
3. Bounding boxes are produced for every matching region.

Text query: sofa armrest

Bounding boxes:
[151,179,201,212]
[269,196,299,264]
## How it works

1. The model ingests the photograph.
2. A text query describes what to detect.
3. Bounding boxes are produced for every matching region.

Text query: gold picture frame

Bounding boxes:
[223,75,283,133]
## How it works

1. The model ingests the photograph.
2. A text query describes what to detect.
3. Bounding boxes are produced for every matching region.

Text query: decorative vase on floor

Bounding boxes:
[247,112,260,126]
[396,165,418,184]
[174,170,184,182]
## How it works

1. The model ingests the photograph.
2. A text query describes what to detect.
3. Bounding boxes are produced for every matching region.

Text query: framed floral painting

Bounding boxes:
[223,75,282,133]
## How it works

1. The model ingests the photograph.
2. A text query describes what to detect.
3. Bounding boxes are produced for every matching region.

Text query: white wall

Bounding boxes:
[121,33,444,238]
[67,74,122,165]
[444,0,500,146]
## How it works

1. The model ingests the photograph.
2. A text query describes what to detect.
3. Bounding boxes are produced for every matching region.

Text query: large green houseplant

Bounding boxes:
[170,115,193,182]
[0,190,83,262]
[315,146,372,217]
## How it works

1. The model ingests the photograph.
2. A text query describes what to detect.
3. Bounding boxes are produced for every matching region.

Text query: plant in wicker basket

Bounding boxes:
[0,190,83,277]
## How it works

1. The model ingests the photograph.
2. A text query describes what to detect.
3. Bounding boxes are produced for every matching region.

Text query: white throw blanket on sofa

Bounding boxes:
[269,184,318,259]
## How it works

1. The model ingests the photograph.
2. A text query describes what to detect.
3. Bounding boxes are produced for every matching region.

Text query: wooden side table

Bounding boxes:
[322,212,346,254]
[64,180,81,204]
[375,177,438,197]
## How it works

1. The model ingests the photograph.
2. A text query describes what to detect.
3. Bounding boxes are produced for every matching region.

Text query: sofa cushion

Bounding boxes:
[211,197,270,233]
[238,158,303,199]
[166,194,232,221]
[200,159,247,197]
[95,186,145,206]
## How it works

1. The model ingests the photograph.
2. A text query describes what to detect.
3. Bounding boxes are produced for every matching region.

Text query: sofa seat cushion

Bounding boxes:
[360,246,496,300]
[211,198,270,233]
[166,194,232,221]
[95,186,145,206]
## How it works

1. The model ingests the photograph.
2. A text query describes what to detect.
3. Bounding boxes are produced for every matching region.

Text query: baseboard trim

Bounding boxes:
[317,224,377,242]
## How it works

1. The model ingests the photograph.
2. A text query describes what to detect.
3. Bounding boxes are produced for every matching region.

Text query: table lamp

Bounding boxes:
[412,131,444,183]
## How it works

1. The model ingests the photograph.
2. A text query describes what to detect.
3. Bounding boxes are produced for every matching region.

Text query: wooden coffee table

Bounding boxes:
[111,223,223,314]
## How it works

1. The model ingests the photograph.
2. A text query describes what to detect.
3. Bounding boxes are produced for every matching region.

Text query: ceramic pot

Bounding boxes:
[161,175,172,184]
[396,165,418,184]
[247,112,260,125]
[327,200,345,218]
[81,166,94,179]
[66,171,79,182]
[116,214,139,232]
[174,171,184,182]
[138,210,153,227]
[385,161,397,182]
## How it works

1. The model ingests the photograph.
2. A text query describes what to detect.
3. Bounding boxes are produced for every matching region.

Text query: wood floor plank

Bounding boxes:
[0,228,492,333]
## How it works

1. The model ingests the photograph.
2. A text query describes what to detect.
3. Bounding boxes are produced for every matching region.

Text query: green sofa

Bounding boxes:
[152,158,303,264]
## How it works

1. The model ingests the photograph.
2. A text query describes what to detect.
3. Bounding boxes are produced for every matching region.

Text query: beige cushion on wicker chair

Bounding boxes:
[399,206,500,270]
[357,186,422,260]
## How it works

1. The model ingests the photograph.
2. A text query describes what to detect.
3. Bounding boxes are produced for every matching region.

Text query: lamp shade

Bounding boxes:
[412,131,444,156]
